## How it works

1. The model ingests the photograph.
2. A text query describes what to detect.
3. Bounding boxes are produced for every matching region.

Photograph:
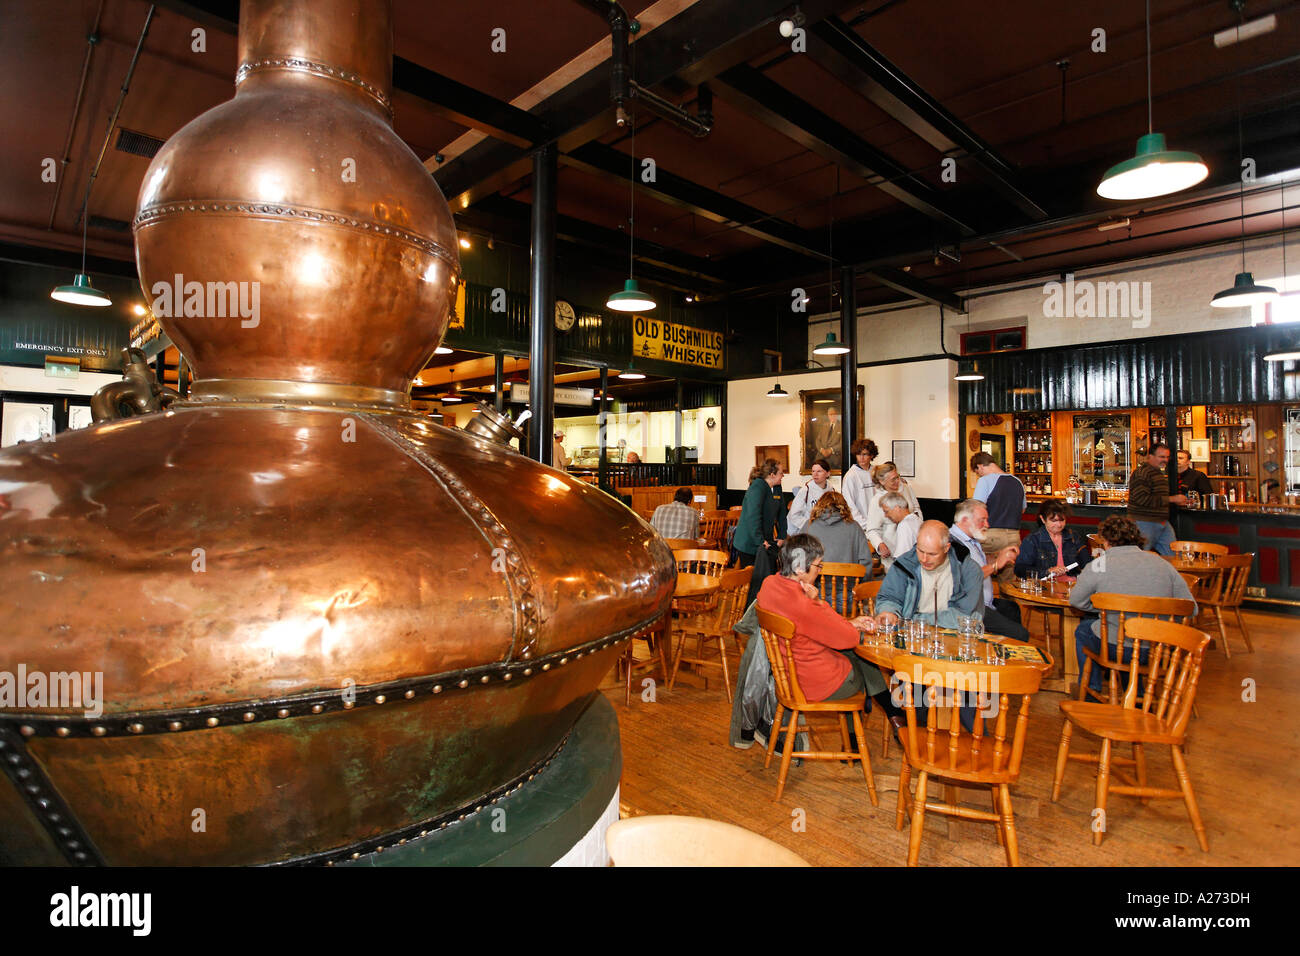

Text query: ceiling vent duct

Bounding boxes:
[114,127,166,159]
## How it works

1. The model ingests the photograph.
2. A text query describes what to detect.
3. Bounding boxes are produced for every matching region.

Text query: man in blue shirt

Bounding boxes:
[950,498,1030,642]
[971,452,1026,588]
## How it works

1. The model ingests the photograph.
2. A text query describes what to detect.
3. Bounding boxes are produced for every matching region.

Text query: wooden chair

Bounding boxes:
[669,566,751,699]
[699,510,729,548]
[1052,618,1212,851]
[618,617,671,706]
[1197,553,1255,657]
[674,549,729,576]
[850,580,883,617]
[893,654,1042,866]
[756,608,879,805]
[1170,540,1229,557]
[1078,594,1196,705]
[1086,533,1104,557]
[818,561,867,618]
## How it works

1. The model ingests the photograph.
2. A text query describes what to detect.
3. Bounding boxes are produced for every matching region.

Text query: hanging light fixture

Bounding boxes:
[954,358,984,381]
[606,92,656,313]
[767,382,788,397]
[434,345,453,355]
[50,197,112,307]
[812,332,850,356]
[1097,0,1207,200]
[1212,5,1278,310]
[617,361,646,380]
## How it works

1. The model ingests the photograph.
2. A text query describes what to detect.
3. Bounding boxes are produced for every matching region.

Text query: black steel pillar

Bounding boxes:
[494,353,505,412]
[528,142,557,465]
[598,365,609,490]
[1164,402,1179,514]
[839,266,857,473]
[675,378,684,465]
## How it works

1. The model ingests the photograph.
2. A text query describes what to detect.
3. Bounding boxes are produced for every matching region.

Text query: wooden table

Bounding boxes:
[674,573,722,600]
[999,579,1079,694]
[1161,555,1223,635]
[853,628,1049,838]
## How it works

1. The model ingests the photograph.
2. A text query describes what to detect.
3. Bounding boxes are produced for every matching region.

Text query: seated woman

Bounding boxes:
[757,534,902,723]
[806,490,871,612]
[1068,514,1196,697]
[1014,498,1092,581]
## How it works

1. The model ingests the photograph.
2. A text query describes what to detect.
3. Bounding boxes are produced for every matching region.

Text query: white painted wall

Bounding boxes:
[808,239,1293,363]
[726,358,959,499]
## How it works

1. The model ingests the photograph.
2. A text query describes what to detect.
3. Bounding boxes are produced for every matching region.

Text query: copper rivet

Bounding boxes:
[206,717,219,727]
[351,852,360,860]
[458,679,469,689]
[242,712,256,722]
[480,675,490,684]
[343,701,355,709]
[19,726,34,737]
[560,657,568,665]
[374,695,386,704]
[375,846,384,853]
[277,708,290,718]
[168,721,182,732]
[311,704,323,714]
[503,673,513,681]
[433,685,443,694]
[91,727,106,737]
[55,727,70,738]
[542,663,551,671]
[128,723,144,734]
[523,668,532,676]
[419,830,428,838]
[404,690,415,699]
[398,838,407,845]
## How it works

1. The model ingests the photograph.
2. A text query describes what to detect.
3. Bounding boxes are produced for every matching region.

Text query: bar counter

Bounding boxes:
[1023,503,1300,609]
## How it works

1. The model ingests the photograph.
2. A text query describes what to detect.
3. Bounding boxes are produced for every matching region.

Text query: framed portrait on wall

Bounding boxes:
[798,386,865,475]
[755,444,790,475]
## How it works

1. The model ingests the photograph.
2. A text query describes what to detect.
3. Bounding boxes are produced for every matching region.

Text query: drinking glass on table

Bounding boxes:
[878,619,898,648]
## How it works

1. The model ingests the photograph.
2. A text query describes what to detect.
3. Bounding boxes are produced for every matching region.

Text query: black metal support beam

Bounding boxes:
[839,266,857,474]
[598,365,609,489]
[392,59,550,148]
[494,353,505,412]
[809,17,1047,222]
[563,142,828,260]
[713,65,974,234]
[865,266,965,313]
[528,143,558,466]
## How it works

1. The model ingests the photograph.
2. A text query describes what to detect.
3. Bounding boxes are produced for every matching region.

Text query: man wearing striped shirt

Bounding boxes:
[651,487,700,540]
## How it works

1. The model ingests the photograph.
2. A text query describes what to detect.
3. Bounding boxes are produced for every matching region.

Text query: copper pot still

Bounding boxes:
[0,0,673,866]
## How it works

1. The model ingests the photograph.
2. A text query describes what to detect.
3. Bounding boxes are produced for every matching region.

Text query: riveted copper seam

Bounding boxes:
[235,57,393,116]
[0,615,662,739]
[0,727,105,867]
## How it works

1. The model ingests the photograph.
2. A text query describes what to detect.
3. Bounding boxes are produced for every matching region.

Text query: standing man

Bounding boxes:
[814,408,843,472]
[1128,443,1188,554]
[1175,449,1213,502]
[841,438,878,530]
[950,499,1029,641]
[970,451,1026,587]
[553,431,570,471]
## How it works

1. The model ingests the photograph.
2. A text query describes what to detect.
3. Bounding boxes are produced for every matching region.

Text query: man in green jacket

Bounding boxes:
[1127,443,1188,555]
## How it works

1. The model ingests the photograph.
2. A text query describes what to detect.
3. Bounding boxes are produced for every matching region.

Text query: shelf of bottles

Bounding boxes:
[1147,407,1192,453]
[1013,414,1053,496]
[1205,405,1256,498]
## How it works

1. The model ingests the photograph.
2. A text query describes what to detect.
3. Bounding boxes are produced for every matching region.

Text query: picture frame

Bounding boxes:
[797,386,865,475]
[892,440,916,478]
[755,444,790,475]
[1188,438,1210,463]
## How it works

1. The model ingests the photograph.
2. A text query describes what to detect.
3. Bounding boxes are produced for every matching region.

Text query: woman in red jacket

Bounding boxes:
[757,534,903,723]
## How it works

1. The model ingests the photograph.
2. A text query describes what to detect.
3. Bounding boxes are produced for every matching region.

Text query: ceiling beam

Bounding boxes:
[862,266,965,313]
[712,65,975,235]
[809,16,1047,222]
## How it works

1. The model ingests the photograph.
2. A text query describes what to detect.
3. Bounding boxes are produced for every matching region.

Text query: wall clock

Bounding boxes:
[554,300,576,332]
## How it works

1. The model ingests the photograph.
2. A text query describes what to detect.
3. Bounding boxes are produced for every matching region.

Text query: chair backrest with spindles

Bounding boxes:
[1202,553,1254,608]
[891,655,1041,782]
[818,561,867,617]
[674,549,729,577]
[700,510,729,544]
[851,580,883,617]
[1117,619,1211,739]
[1091,593,1196,667]
[707,566,753,635]
[1171,540,1229,557]
[756,608,812,708]
[1087,534,1104,556]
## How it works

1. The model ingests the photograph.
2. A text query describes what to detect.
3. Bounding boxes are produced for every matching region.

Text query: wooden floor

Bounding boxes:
[600,608,1300,866]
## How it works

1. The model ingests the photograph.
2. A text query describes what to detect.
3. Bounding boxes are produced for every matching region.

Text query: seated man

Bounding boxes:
[1068,514,1197,697]
[650,487,699,541]
[949,498,1030,641]
[874,520,984,628]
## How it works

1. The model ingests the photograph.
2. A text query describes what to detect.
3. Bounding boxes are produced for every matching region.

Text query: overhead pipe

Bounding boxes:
[47,0,106,230]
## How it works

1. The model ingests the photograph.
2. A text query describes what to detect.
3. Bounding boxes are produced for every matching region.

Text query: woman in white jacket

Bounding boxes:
[786,459,833,535]
[864,461,921,559]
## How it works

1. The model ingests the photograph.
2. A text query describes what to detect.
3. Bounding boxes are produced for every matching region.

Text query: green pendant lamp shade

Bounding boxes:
[954,358,984,381]
[606,278,656,313]
[618,360,646,380]
[1212,272,1278,308]
[812,332,850,356]
[1097,133,1208,201]
[50,272,112,307]
[767,382,788,397]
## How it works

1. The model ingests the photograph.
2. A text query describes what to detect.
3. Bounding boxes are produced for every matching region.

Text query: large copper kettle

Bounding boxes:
[0,0,673,865]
